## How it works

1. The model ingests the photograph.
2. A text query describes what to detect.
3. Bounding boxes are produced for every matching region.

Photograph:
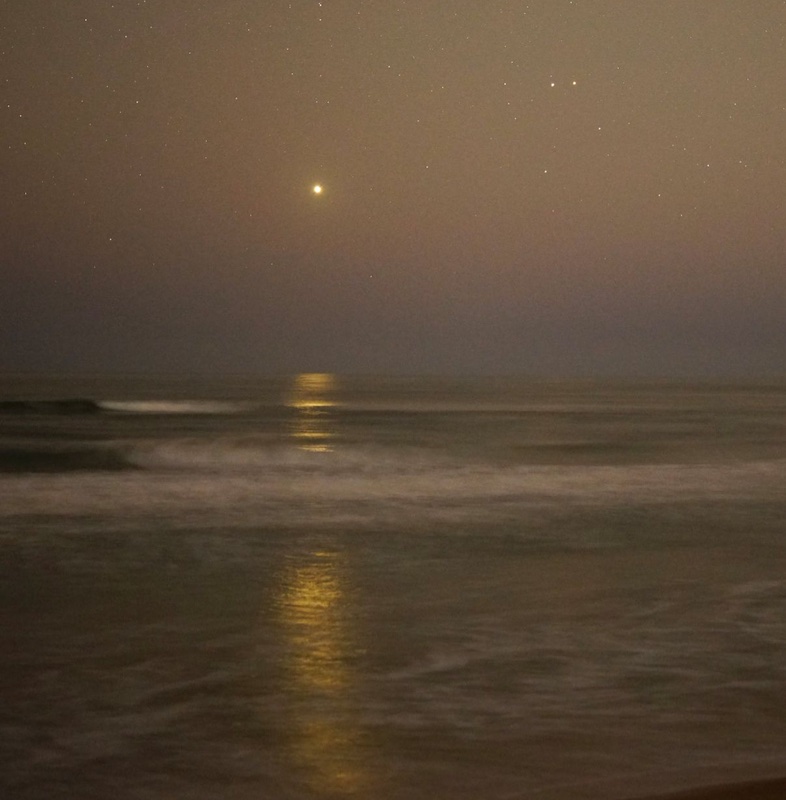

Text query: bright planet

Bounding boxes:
[312,184,323,194]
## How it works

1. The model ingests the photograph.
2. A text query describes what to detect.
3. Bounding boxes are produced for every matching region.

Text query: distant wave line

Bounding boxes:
[0,398,254,416]
[99,400,254,415]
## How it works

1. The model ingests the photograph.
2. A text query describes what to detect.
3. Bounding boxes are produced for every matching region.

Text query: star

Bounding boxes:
[312,184,323,195]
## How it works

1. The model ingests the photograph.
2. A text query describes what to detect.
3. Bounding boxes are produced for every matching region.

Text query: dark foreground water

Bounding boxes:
[2,374,785,799]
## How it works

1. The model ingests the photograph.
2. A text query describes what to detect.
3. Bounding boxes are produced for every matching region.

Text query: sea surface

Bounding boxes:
[2,374,785,800]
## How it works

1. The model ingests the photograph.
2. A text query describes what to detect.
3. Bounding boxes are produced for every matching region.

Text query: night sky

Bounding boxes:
[3,1,785,376]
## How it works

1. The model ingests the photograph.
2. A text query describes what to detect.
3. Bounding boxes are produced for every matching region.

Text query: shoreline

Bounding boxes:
[634,777,786,800]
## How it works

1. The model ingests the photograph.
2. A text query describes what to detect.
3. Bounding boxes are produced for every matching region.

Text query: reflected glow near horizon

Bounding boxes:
[288,372,338,452]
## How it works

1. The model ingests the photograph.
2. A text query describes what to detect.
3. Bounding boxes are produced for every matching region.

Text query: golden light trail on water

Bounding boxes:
[275,550,373,795]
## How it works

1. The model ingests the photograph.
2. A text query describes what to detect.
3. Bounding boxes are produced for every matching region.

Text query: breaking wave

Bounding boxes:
[99,400,254,415]
[0,398,254,416]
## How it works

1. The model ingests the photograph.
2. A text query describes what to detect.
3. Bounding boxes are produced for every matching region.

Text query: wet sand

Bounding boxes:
[637,777,786,800]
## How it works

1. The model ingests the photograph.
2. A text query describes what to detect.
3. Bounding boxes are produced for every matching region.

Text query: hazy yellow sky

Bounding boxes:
[3,1,785,375]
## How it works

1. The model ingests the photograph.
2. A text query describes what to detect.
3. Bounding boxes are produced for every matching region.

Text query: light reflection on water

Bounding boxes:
[276,549,373,795]
[288,373,339,452]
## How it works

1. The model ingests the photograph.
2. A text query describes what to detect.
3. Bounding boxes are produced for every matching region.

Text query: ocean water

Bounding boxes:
[1,374,785,800]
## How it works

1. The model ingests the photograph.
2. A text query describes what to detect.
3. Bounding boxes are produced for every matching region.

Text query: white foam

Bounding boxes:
[100,400,252,415]
[4,442,786,538]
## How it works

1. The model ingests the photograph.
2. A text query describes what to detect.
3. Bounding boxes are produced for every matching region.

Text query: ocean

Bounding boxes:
[2,374,785,800]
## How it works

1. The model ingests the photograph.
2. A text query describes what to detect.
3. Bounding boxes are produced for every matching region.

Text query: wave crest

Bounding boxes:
[100,400,253,415]
[0,398,254,416]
